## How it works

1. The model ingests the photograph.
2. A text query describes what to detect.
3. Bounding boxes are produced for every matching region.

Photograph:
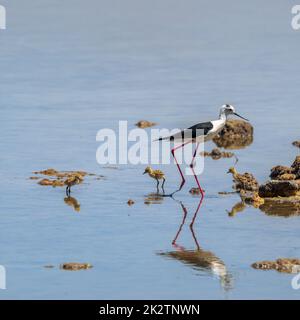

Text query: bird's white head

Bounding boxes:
[219,104,249,121]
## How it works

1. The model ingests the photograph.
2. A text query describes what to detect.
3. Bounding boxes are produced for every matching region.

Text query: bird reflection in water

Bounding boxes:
[64,196,81,212]
[144,193,165,205]
[227,201,246,217]
[159,198,233,291]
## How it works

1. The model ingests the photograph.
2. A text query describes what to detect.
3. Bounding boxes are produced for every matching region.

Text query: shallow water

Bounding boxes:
[1,0,300,299]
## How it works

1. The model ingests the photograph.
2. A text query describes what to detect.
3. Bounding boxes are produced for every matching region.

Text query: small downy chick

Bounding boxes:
[227,167,259,192]
[143,166,166,192]
[64,174,84,196]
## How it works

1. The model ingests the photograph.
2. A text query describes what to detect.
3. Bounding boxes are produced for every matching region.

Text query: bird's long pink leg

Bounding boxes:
[171,141,191,191]
[190,143,205,197]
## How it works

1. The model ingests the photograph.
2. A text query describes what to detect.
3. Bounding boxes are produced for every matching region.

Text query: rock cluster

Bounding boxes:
[213,120,253,149]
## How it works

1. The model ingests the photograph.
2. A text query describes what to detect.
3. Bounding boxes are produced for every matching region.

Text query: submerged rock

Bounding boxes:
[135,120,157,128]
[252,258,300,273]
[60,263,93,271]
[259,180,300,198]
[213,120,253,150]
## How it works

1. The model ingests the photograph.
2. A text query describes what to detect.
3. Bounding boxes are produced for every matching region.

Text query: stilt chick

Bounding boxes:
[65,174,84,196]
[227,167,259,192]
[143,167,166,192]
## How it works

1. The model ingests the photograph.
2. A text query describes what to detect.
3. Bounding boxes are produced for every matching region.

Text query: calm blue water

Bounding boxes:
[1,0,300,299]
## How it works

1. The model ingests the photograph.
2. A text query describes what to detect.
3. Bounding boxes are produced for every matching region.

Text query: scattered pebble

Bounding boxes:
[127,199,135,206]
[135,120,157,128]
[60,263,93,271]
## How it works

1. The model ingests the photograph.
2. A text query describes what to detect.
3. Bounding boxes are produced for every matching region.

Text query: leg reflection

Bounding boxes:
[160,196,233,291]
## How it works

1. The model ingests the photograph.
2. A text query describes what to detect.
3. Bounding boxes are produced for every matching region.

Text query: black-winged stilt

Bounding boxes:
[157,104,249,196]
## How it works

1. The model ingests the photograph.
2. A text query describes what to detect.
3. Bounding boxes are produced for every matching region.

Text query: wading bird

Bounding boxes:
[65,174,83,196]
[157,105,249,196]
[227,167,259,192]
[143,166,166,193]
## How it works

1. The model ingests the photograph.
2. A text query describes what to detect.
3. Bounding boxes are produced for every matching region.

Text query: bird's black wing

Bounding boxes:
[187,122,214,136]
[158,121,213,141]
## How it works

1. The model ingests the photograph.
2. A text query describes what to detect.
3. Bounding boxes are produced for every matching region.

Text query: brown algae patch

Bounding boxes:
[135,120,157,128]
[60,263,93,271]
[213,119,253,150]
[252,258,300,273]
[31,168,104,189]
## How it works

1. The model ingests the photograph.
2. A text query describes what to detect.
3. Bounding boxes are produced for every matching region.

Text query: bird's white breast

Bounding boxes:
[204,119,226,141]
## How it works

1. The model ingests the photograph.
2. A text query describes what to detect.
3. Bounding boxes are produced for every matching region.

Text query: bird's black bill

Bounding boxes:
[234,112,249,121]
[143,172,146,175]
